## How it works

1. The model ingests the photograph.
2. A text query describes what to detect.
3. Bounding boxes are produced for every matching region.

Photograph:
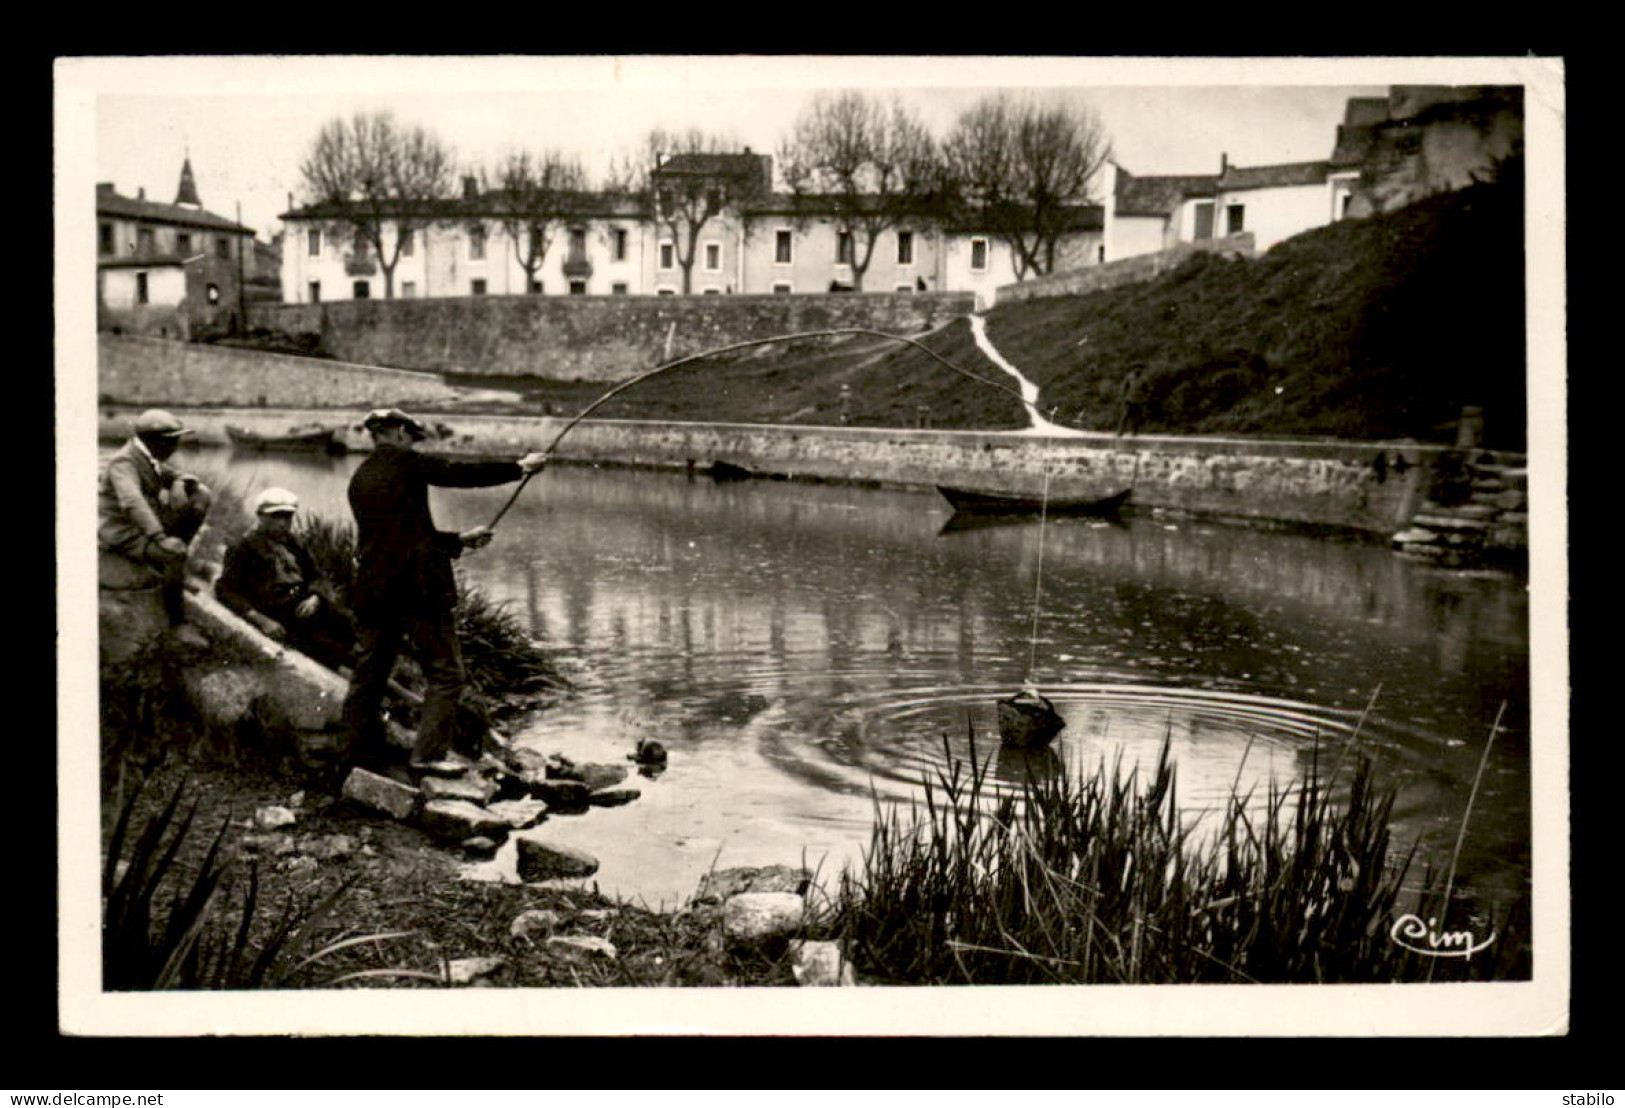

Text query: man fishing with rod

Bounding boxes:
[340,330,1059,785]
[339,408,548,784]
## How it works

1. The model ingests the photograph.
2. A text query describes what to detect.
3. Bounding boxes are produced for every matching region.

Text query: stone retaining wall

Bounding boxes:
[247,292,976,382]
[994,236,1257,305]
[104,406,1526,540]
[97,333,506,409]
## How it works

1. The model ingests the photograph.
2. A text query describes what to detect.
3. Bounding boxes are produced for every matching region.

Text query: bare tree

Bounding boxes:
[779,92,941,291]
[632,128,760,294]
[943,93,1112,279]
[298,112,456,299]
[478,150,591,294]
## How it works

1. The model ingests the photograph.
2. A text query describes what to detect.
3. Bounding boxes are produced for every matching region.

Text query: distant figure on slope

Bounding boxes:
[1115,364,1150,437]
[97,409,214,628]
[215,486,355,672]
[339,408,548,781]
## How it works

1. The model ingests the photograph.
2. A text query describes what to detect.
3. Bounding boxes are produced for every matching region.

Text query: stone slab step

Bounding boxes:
[1412,514,1492,531]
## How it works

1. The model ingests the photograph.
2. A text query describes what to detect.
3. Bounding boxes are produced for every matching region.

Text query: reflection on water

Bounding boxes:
[186,448,1532,910]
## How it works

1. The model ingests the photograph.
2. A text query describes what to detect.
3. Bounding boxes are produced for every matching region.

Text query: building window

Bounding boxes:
[99,223,115,255]
[569,280,587,296]
[969,237,988,272]
[836,230,854,266]
[612,228,628,261]
[216,236,231,260]
[136,272,149,305]
[531,280,544,294]
[471,279,487,296]
[206,284,221,305]
[469,225,486,260]
[399,227,414,257]
[775,230,793,265]
[656,287,677,297]
[611,282,628,295]
[702,287,722,295]
[896,285,914,294]
[772,281,792,295]
[353,280,370,299]
[659,242,675,270]
[176,232,192,256]
[704,242,722,271]
[308,229,322,257]
[138,228,155,255]
[897,230,914,266]
[402,281,417,298]
[308,281,321,303]
[569,227,587,257]
[1226,204,1245,235]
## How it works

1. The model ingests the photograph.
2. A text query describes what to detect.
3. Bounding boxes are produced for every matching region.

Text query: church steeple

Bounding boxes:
[175,156,201,209]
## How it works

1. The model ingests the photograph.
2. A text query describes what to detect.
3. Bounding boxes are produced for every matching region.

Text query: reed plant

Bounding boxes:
[834,722,1528,984]
[103,777,422,990]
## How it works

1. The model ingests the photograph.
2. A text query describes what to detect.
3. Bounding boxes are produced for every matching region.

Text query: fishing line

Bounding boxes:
[484,327,1037,531]
[1024,460,1054,689]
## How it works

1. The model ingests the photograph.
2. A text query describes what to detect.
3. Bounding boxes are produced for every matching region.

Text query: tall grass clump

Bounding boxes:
[103,777,425,990]
[834,723,1528,984]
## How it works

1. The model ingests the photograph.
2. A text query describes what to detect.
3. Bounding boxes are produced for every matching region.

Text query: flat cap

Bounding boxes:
[253,486,299,515]
[134,409,192,437]
[362,407,430,440]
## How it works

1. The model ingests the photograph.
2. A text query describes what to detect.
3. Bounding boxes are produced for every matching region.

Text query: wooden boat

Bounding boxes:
[937,485,1131,518]
[997,690,1067,749]
[706,460,755,482]
[226,424,343,454]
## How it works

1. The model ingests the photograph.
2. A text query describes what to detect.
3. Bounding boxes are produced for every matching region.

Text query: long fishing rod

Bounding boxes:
[484,326,1042,531]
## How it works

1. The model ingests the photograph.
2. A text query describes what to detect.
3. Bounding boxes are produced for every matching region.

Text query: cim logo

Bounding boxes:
[1387,913,1497,959]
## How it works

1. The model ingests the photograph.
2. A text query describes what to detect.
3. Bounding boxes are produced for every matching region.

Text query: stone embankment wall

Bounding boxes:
[247,292,977,382]
[101,405,1527,541]
[97,334,507,409]
[994,236,1256,305]
[386,413,1517,539]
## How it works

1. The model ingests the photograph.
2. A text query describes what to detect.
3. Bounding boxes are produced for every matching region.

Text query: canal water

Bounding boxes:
[189,447,1532,912]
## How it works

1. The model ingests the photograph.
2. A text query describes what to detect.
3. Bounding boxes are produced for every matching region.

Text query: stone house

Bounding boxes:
[1099,85,1523,265]
[97,159,256,338]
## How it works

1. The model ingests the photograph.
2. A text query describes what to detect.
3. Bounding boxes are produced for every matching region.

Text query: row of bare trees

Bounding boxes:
[297,92,1112,298]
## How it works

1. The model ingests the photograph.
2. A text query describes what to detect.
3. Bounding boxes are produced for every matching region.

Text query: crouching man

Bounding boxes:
[98,408,214,630]
[215,486,355,672]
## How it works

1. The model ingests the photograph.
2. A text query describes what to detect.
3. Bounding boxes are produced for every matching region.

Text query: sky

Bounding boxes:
[61,55,1555,241]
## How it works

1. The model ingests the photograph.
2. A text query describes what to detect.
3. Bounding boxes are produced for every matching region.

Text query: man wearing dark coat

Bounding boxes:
[215,486,355,672]
[339,409,547,779]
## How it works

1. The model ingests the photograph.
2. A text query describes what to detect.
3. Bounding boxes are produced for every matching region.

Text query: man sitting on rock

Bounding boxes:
[215,486,355,672]
[98,408,214,629]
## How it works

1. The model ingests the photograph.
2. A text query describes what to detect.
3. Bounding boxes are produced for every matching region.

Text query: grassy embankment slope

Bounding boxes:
[462,168,1525,450]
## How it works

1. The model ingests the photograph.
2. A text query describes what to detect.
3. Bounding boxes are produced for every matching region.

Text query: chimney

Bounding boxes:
[97,182,114,196]
[463,175,479,200]
[1220,152,1228,175]
[137,187,145,200]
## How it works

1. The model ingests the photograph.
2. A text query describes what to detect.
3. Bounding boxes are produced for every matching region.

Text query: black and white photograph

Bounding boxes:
[55,54,1566,1039]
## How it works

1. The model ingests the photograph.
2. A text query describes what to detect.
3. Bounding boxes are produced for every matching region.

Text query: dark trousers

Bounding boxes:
[268,598,355,673]
[340,604,466,768]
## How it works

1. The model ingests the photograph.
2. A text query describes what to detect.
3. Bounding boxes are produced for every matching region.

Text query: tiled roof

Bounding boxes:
[1330,123,1379,167]
[1113,171,1218,216]
[942,202,1103,234]
[1343,97,1391,128]
[1217,160,1330,191]
[97,188,252,234]
[283,191,648,223]
[654,152,769,178]
[99,255,192,269]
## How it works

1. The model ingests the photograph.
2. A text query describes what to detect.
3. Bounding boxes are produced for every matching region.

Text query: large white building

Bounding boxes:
[280,153,1105,310]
